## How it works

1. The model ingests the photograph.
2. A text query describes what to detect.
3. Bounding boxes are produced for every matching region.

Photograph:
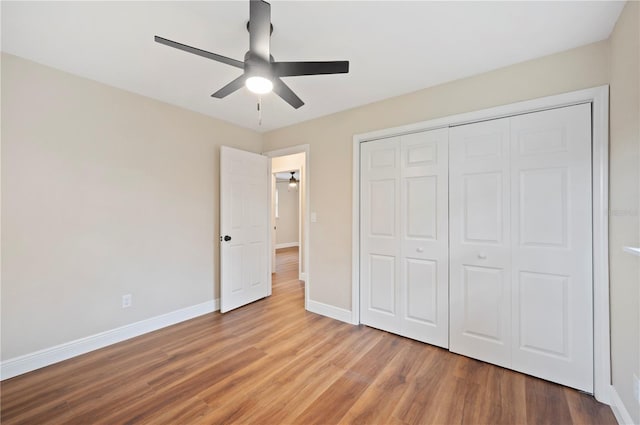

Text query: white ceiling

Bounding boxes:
[1,1,624,132]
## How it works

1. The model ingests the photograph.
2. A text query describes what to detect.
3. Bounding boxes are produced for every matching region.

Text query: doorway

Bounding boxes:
[266,145,309,309]
[273,246,301,284]
[273,169,300,253]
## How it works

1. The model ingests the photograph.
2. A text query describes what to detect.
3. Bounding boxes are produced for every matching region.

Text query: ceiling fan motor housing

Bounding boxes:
[246,21,274,35]
[244,51,272,80]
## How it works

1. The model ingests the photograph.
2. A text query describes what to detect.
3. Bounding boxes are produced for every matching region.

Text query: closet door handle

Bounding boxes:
[416,247,424,253]
[478,252,487,260]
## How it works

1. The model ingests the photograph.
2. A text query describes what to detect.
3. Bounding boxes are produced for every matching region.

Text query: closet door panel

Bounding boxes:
[360,129,449,348]
[400,129,449,347]
[462,265,506,341]
[510,103,593,392]
[405,258,437,322]
[369,254,396,314]
[463,172,504,243]
[449,118,511,368]
[360,138,402,333]
[405,176,437,239]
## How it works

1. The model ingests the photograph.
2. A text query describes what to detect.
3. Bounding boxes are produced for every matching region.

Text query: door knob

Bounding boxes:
[478,252,487,259]
[416,247,424,253]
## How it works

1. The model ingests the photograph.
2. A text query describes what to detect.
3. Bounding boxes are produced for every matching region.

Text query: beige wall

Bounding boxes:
[275,181,299,245]
[609,1,640,422]
[263,40,610,309]
[1,54,262,360]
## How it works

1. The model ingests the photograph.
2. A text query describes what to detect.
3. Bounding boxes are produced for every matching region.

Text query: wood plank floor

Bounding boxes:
[1,247,615,424]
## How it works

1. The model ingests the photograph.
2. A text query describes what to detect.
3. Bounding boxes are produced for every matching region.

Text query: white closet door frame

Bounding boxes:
[352,85,610,404]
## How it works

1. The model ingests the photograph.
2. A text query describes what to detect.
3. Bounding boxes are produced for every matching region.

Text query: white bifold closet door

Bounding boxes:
[449,103,593,392]
[360,129,449,348]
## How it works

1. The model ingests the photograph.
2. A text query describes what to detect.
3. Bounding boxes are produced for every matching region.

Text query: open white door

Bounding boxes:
[220,146,270,313]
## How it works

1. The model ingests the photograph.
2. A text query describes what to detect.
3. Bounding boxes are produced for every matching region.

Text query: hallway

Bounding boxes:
[274,247,300,279]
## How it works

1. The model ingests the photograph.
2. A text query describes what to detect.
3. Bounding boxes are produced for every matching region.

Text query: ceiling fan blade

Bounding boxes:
[249,0,271,61]
[273,78,304,109]
[272,61,350,77]
[155,36,244,69]
[211,75,247,98]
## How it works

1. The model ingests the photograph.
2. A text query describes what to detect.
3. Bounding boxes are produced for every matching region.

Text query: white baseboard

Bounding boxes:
[306,299,353,324]
[0,299,219,381]
[610,385,636,425]
[275,242,299,249]
[299,272,307,282]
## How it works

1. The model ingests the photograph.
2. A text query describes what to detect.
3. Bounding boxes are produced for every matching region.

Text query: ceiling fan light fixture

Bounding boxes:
[289,171,298,188]
[245,76,273,94]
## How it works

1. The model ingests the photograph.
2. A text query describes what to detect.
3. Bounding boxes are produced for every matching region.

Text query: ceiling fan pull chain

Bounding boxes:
[257,96,263,126]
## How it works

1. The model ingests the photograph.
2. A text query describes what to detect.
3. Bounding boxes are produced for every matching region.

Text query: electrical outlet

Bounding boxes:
[122,294,132,309]
[634,374,640,404]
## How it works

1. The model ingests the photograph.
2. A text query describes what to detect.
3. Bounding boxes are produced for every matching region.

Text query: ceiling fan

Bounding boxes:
[155,0,349,109]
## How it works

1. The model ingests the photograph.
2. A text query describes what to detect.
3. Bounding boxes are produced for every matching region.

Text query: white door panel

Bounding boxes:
[510,103,593,392]
[220,146,270,313]
[400,130,449,347]
[463,172,504,243]
[405,258,437,323]
[369,255,396,314]
[462,265,505,341]
[361,137,402,333]
[449,118,512,368]
[519,168,568,247]
[449,104,593,392]
[405,176,437,240]
[370,179,397,237]
[517,271,570,356]
[361,129,449,347]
